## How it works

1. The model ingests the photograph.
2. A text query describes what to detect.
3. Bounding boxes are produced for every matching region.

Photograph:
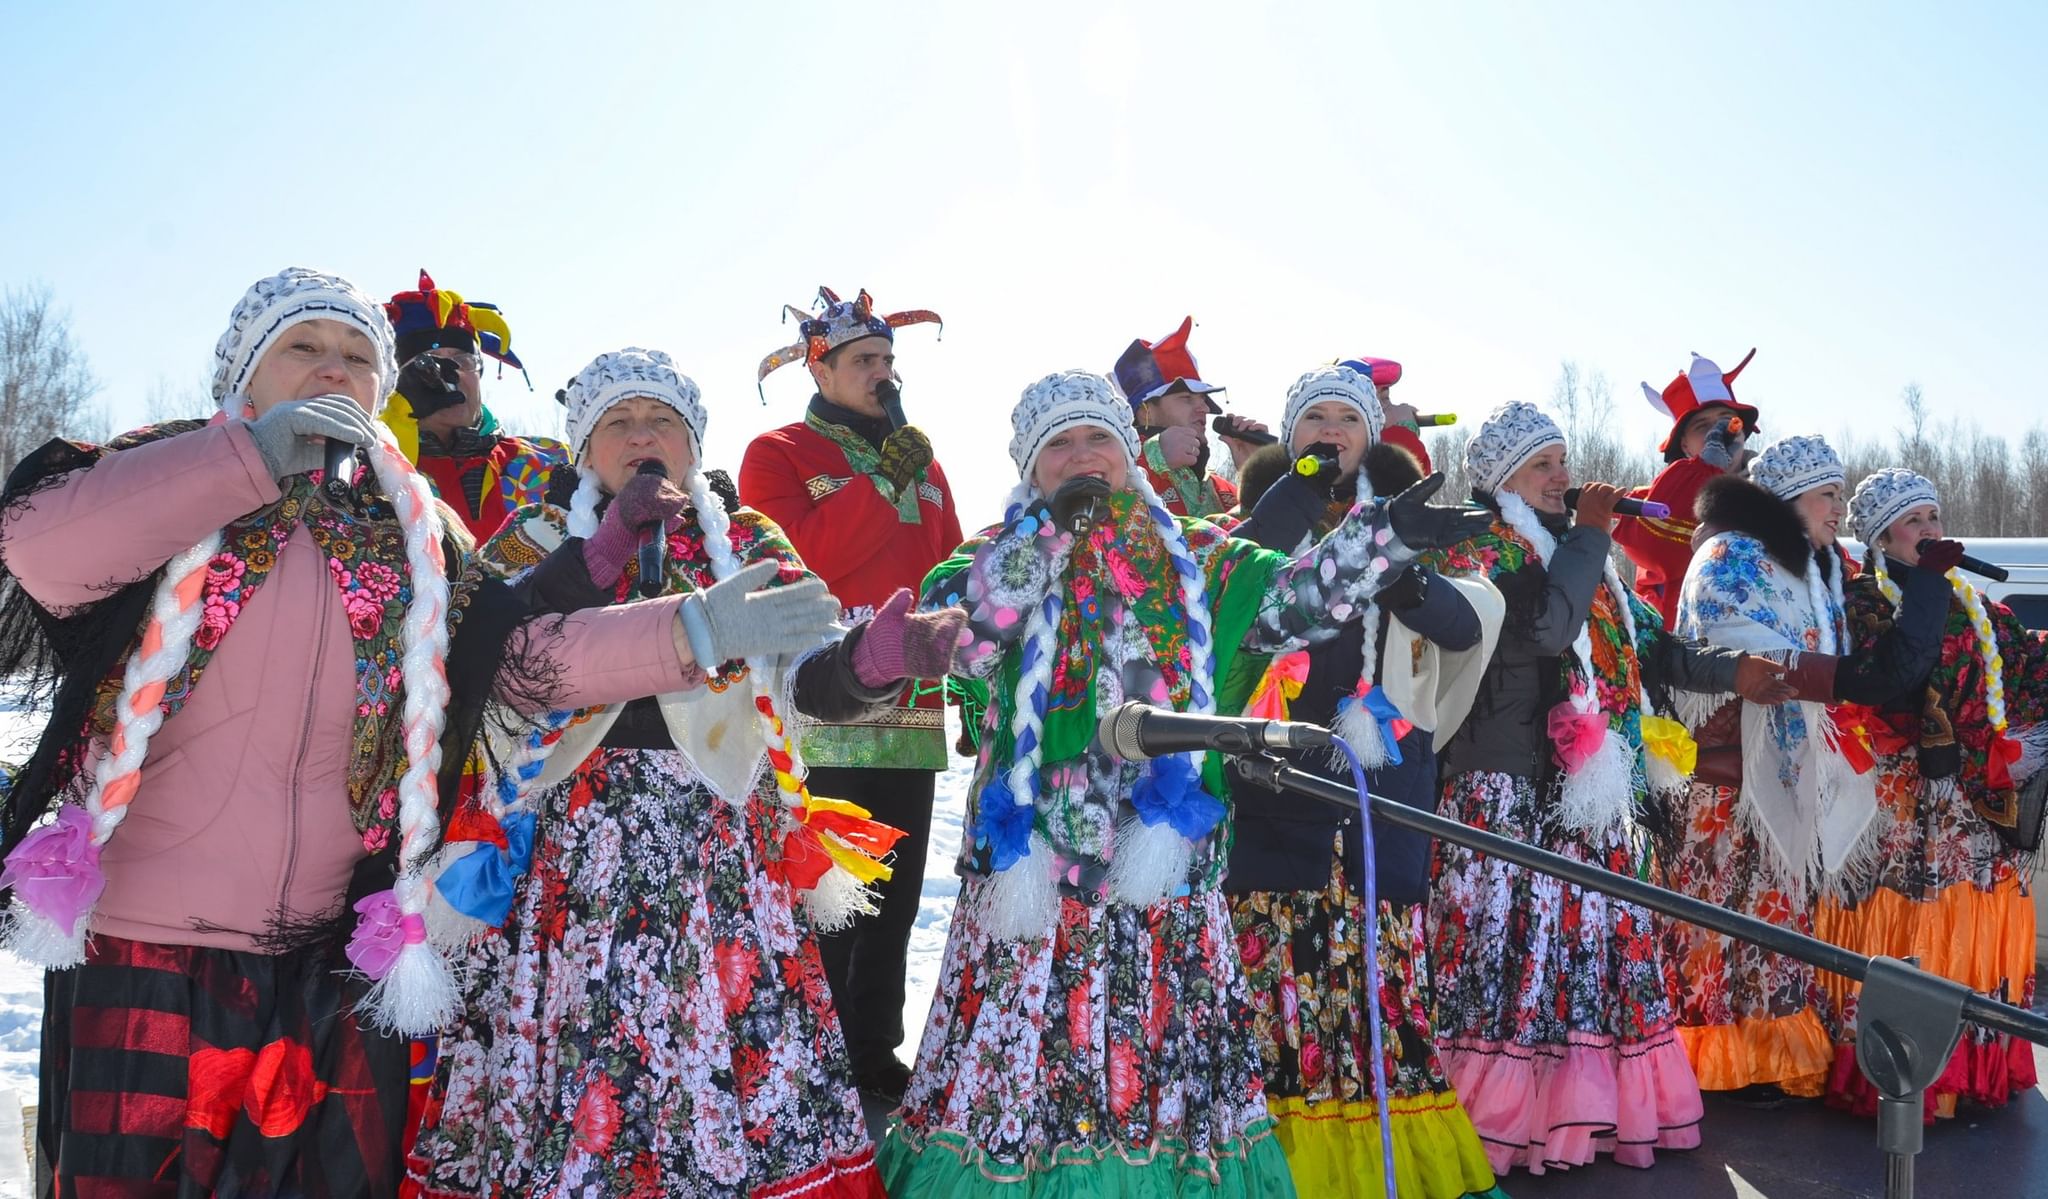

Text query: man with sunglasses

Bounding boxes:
[382,270,567,541]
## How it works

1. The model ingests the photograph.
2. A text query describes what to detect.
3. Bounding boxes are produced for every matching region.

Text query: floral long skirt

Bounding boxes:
[404,747,882,1199]
[1661,778,1834,1095]
[1231,858,1504,1199]
[1813,756,2038,1118]
[1430,770,1703,1175]
[877,886,1296,1197]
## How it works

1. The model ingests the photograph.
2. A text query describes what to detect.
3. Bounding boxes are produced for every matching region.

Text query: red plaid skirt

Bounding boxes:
[36,933,410,1198]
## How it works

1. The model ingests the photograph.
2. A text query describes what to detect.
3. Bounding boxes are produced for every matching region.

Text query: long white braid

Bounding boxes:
[0,528,222,966]
[686,467,886,931]
[355,431,458,1033]
[1107,471,1220,905]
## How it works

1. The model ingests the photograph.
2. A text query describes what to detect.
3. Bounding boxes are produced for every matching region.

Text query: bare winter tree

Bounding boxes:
[1,285,104,479]
[142,371,214,425]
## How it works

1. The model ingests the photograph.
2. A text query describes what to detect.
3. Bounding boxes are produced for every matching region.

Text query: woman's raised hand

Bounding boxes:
[584,472,692,588]
[674,559,841,668]
[244,394,380,481]
[1386,473,1493,551]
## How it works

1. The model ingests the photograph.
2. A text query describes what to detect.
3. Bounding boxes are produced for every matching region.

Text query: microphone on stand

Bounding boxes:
[1098,701,1333,762]
[322,438,355,499]
[635,459,669,599]
[1564,486,1670,520]
[1920,539,2010,583]
[876,378,908,430]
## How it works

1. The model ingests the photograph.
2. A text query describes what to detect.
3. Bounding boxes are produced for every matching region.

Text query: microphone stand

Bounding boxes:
[1231,751,2048,1199]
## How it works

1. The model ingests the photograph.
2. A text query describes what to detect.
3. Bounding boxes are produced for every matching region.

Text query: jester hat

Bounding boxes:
[384,269,529,384]
[1112,315,1224,413]
[756,286,942,391]
[1643,348,1758,463]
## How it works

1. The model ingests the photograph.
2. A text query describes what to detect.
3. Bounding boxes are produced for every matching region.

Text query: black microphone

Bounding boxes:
[322,438,354,499]
[876,378,908,430]
[1098,701,1333,762]
[635,459,669,599]
[1563,487,1670,520]
[1213,414,1277,446]
[1920,538,2010,583]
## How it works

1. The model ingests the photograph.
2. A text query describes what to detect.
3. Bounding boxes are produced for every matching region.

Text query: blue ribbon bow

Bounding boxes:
[1131,754,1226,841]
[436,810,537,927]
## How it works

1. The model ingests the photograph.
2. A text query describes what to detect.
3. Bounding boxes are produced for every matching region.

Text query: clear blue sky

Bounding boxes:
[3,2,2043,524]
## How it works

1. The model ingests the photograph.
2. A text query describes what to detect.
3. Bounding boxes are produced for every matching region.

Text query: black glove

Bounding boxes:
[702,468,741,514]
[396,355,467,420]
[1376,565,1429,611]
[1293,442,1343,498]
[1049,475,1114,536]
[1386,473,1493,551]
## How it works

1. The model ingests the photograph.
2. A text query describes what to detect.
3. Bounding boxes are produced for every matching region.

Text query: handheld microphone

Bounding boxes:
[1213,414,1277,446]
[1412,414,1458,427]
[876,379,908,430]
[1920,538,2010,583]
[322,438,355,498]
[1563,487,1670,520]
[635,459,669,599]
[1098,701,1333,762]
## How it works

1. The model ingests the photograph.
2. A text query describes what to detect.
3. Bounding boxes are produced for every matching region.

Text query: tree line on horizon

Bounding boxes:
[6,282,2045,542]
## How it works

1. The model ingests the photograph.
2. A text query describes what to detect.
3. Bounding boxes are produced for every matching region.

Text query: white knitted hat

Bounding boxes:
[211,268,397,409]
[1850,467,1940,543]
[1008,370,1143,480]
[561,348,707,456]
[1466,401,1565,495]
[1281,364,1385,450]
[1750,435,1845,501]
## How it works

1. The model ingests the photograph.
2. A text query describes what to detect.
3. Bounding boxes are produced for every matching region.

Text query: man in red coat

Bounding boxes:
[1613,349,1759,625]
[741,286,960,1103]
[380,271,567,542]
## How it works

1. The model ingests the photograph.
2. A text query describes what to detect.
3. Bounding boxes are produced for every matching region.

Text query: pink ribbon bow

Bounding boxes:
[0,806,105,937]
[345,890,426,980]
[1547,702,1609,774]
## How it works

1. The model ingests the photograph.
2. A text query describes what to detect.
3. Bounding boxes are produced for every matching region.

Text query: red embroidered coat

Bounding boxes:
[740,418,964,770]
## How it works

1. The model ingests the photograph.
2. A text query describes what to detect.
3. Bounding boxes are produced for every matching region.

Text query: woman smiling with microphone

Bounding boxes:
[406,348,963,1198]
[1424,401,1790,1178]
[881,370,1490,1197]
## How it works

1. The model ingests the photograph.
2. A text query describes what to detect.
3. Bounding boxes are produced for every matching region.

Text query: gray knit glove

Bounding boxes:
[1700,415,1742,472]
[676,559,841,666]
[244,394,381,481]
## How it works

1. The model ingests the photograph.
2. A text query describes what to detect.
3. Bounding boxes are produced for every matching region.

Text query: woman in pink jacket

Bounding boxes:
[0,269,839,1198]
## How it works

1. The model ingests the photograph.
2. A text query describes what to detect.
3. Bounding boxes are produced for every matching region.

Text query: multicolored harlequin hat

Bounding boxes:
[756,286,943,390]
[1111,315,1224,413]
[1642,349,1758,463]
[384,270,529,385]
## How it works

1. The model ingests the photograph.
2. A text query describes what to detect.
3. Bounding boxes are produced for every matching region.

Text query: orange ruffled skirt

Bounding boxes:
[1814,870,2038,1119]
